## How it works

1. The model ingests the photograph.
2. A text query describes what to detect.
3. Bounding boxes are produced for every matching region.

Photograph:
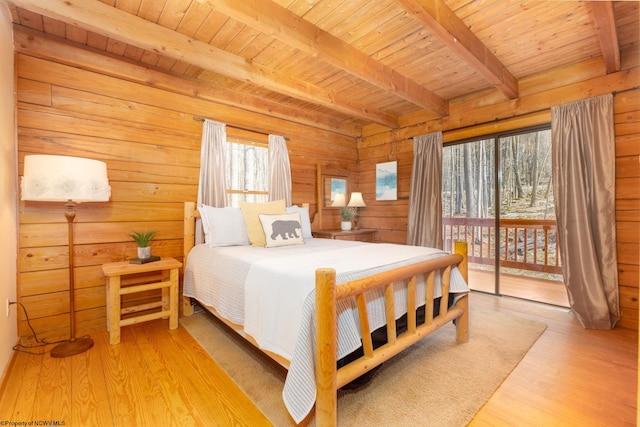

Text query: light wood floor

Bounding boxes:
[0,292,637,426]
[469,268,570,307]
[469,293,637,427]
[0,319,271,426]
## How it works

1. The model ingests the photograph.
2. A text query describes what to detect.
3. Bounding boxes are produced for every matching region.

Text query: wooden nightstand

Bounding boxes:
[102,257,182,345]
[312,229,378,242]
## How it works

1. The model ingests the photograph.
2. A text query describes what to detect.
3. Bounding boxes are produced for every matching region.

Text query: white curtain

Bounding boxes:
[197,119,228,208]
[407,132,443,248]
[551,94,619,329]
[268,134,292,206]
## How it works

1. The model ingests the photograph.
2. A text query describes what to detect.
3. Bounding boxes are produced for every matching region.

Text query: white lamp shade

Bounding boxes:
[347,192,366,207]
[21,155,111,202]
[331,192,346,207]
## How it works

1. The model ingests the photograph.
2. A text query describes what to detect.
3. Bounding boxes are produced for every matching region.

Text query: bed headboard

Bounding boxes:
[184,202,200,261]
[183,201,311,261]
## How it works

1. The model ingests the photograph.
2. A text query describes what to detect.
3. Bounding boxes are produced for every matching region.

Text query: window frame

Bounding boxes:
[225,135,269,207]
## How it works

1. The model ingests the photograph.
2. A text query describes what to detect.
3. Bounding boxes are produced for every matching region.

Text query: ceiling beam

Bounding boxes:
[396,0,519,100]
[204,0,448,117]
[13,26,363,137]
[11,0,399,128]
[587,1,620,74]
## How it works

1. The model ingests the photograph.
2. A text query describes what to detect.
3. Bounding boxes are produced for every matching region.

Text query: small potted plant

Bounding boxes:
[128,230,158,259]
[339,207,353,231]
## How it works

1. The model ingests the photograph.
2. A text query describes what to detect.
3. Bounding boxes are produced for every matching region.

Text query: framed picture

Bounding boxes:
[376,161,397,201]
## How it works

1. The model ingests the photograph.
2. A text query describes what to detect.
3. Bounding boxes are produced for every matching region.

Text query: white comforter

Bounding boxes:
[183,239,468,422]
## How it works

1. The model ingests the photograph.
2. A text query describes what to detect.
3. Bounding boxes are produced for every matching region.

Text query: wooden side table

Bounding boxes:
[312,228,378,242]
[102,257,182,345]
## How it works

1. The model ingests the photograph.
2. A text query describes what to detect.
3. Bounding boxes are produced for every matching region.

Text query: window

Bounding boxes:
[225,138,268,207]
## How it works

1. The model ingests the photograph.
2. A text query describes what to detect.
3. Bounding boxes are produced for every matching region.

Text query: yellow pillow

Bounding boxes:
[239,200,286,247]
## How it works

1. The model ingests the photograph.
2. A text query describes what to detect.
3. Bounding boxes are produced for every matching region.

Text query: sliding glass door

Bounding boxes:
[442,138,497,294]
[442,126,567,306]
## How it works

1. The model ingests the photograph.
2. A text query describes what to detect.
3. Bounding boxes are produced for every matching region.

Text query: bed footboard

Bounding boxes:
[182,201,469,424]
[315,242,469,426]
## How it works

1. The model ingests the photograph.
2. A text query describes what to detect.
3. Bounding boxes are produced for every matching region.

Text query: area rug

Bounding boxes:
[181,306,546,426]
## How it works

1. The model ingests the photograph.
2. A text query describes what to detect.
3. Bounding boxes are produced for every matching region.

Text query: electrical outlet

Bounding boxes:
[5,298,11,317]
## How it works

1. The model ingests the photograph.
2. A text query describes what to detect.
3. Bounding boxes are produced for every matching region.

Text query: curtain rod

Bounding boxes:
[193,116,289,140]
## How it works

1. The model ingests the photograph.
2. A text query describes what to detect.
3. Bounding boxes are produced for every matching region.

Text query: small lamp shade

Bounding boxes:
[347,192,366,207]
[331,192,346,207]
[21,155,111,202]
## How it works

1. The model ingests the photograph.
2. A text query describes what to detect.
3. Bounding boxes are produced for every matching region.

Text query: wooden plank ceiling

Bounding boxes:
[5,0,639,136]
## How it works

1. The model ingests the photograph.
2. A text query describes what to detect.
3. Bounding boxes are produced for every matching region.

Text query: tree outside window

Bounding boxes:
[226,140,268,207]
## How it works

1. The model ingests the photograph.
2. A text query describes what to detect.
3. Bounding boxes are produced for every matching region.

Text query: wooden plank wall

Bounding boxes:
[15,28,357,340]
[359,64,639,330]
[13,26,639,337]
[614,89,640,330]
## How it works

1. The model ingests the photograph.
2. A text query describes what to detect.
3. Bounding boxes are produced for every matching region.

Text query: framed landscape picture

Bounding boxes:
[376,161,397,200]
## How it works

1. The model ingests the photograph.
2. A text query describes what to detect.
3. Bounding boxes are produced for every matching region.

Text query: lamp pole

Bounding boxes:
[50,200,94,358]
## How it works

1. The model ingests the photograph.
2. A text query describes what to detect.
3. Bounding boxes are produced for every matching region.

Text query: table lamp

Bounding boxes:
[347,192,366,229]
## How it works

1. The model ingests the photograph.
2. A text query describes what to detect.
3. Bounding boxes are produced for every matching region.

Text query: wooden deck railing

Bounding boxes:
[443,217,562,275]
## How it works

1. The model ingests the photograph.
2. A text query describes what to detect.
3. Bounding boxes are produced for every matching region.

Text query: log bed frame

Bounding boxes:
[182,201,469,426]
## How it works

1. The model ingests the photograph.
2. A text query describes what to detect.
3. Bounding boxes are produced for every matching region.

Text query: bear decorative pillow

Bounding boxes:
[258,212,305,248]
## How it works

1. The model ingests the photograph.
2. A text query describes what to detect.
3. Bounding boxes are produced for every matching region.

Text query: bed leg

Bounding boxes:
[456,293,469,343]
[316,268,337,427]
[182,296,194,316]
[453,241,469,343]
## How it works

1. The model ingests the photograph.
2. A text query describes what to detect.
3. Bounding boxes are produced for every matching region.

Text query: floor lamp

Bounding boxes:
[21,155,111,358]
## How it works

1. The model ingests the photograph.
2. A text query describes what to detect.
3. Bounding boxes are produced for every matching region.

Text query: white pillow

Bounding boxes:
[258,212,305,248]
[199,205,250,247]
[285,205,313,239]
